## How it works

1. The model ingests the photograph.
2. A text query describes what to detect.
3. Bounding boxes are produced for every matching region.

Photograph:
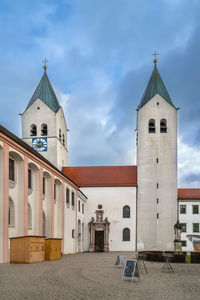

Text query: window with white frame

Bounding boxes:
[8,198,15,226]
[180,205,186,214]
[123,228,130,241]
[9,158,15,181]
[123,205,130,218]
[149,119,155,133]
[54,183,56,204]
[182,241,187,247]
[78,200,80,212]
[72,192,75,208]
[160,119,167,133]
[180,223,187,232]
[41,124,48,136]
[193,223,199,233]
[30,124,37,136]
[28,203,32,229]
[28,169,32,189]
[66,188,70,207]
[193,205,199,214]
[59,129,62,141]
[43,177,45,195]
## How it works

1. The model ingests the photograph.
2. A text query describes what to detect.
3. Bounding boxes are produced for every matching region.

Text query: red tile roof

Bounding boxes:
[62,166,137,187]
[178,189,200,199]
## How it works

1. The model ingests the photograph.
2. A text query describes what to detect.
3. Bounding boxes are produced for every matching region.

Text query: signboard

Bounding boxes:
[114,254,126,267]
[122,259,139,281]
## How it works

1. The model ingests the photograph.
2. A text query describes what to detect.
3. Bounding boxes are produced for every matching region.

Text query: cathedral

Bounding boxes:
[0,60,200,263]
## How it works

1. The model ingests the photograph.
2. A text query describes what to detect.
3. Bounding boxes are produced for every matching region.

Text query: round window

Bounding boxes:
[98,204,102,209]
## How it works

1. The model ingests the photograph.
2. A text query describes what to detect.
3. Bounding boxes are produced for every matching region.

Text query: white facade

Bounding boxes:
[179,200,200,251]
[137,94,177,251]
[82,187,136,252]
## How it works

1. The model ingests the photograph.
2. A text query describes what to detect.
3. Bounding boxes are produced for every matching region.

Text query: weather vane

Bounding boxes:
[152,51,159,64]
[43,58,48,70]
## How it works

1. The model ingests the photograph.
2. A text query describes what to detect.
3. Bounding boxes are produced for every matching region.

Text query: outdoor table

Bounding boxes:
[162,253,174,272]
[136,253,148,273]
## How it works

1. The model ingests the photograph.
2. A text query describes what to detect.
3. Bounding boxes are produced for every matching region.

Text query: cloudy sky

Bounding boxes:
[0,0,200,187]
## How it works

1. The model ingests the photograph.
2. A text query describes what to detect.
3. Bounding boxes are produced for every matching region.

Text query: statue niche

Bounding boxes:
[89,209,110,252]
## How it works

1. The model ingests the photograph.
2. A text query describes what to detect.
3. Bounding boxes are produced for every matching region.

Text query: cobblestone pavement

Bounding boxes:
[0,252,200,300]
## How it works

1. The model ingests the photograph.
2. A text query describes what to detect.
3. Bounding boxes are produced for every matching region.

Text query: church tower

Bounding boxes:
[137,59,177,251]
[21,65,68,170]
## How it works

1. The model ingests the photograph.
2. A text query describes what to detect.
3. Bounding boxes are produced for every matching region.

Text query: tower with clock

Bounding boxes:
[21,63,68,170]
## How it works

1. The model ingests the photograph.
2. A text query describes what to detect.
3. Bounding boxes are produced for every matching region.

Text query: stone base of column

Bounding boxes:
[104,244,109,252]
[89,243,95,252]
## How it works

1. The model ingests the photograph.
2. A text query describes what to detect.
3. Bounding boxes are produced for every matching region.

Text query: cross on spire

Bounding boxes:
[43,58,48,70]
[152,51,159,64]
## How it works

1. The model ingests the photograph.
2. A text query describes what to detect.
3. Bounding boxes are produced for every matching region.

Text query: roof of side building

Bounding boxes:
[178,189,200,199]
[62,166,137,187]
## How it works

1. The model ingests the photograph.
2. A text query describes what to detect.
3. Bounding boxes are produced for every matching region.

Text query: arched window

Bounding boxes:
[30,124,37,136]
[63,134,65,146]
[41,124,48,136]
[78,219,81,238]
[43,211,46,236]
[160,119,167,133]
[123,205,130,218]
[123,228,130,241]
[72,191,75,208]
[149,119,155,133]
[54,183,56,204]
[9,158,15,181]
[59,129,62,141]
[28,203,32,229]
[82,223,84,242]
[8,198,15,226]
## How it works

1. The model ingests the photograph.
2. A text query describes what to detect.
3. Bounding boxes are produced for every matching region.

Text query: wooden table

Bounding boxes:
[10,236,45,263]
[45,238,62,260]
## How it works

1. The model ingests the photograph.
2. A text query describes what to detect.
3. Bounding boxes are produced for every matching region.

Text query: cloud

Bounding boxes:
[178,137,200,187]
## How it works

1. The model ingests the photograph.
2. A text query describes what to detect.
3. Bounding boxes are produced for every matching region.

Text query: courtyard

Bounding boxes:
[0,251,200,300]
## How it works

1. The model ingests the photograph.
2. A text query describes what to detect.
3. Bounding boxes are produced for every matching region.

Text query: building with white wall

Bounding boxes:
[178,189,200,251]
[62,166,137,252]
[0,61,200,263]
[137,63,177,251]
[0,125,87,263]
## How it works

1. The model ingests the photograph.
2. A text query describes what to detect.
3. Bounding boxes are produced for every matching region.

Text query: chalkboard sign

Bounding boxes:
[122,260,139,281]
[114,254,126,267]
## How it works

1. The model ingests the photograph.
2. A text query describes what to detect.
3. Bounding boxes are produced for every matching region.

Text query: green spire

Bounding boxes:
[139,63,174,108]
[25,69,61,113]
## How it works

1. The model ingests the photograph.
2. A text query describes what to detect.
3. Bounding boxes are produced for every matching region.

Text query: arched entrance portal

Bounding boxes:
[89,210,110,252]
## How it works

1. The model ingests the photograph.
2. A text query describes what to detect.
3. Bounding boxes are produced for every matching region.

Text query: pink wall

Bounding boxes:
[51,175,54,238]
[62,182,65,253]
[3,143,9,263]
[39,166,43,236]
[24,156,28,235]
[75,192,78,253]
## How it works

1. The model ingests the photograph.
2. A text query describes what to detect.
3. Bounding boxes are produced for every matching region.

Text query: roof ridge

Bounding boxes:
[64,165,137,168]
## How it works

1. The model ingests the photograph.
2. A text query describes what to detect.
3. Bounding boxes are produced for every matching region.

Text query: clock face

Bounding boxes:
[32,138,47,152]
